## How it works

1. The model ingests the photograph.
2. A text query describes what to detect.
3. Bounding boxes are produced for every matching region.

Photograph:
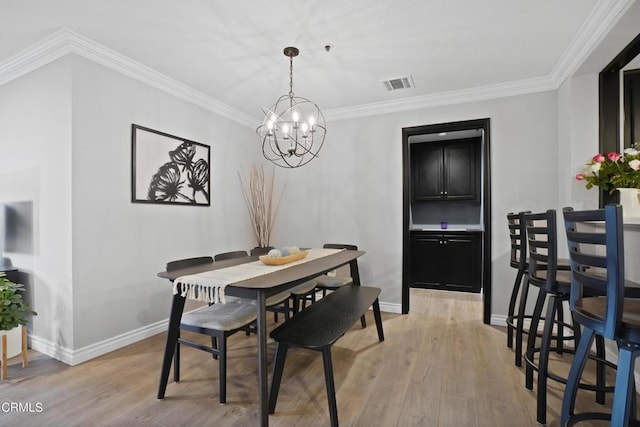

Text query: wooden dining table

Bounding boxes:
[157,248,365,427]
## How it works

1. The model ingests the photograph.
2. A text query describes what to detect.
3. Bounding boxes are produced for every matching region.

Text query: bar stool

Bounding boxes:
[561,205,640,425]
[506,211,573,367]
[523,209,612,425]
[505,211,531,366]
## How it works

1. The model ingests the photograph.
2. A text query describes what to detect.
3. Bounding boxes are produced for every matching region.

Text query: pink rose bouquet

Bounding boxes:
[575,145,640,194]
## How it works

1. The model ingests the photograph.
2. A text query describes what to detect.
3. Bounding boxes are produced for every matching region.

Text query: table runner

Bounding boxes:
[173,248,343,303]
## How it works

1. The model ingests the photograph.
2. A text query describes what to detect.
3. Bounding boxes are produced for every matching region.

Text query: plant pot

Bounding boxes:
[1,326,23,359]
[1,325,28,380]
[618,188,640,219]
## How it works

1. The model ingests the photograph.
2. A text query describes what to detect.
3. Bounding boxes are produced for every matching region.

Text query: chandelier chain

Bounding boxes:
[288,55,294,103]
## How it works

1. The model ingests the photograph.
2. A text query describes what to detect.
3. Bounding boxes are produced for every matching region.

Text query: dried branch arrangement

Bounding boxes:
[238,164,284,248]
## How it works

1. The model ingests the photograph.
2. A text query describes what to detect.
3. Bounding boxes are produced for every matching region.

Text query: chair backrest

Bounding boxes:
[250,247,273,256]
[166,256,214,272]
[323,243,358,251]
[323,243,358,279]
[507,211,529,270]
[524,210,560,292]
[214,250,249,261]
[562,205,624,339]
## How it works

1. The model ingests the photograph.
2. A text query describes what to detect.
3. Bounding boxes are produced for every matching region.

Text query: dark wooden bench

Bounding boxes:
[268,285,385,427]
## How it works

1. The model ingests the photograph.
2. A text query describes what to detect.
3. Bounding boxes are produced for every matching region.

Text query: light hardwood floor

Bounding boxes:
[0,289,624,426]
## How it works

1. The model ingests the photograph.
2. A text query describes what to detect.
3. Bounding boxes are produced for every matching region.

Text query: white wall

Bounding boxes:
[0,57,74,351]
[1,54,260,362]
[68,56,258,350]
[275,90,560,318]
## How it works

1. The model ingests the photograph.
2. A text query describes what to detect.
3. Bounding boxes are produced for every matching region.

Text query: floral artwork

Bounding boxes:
[132,125,210,206]
[575,144,640,194]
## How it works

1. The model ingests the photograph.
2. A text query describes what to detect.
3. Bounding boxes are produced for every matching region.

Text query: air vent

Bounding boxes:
[382,75,415,91]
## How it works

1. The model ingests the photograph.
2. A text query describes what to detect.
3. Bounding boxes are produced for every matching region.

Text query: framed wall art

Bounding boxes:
[131,124,211,206]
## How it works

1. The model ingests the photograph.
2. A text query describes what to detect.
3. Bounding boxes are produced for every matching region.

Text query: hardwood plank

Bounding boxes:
[0,289,631,426]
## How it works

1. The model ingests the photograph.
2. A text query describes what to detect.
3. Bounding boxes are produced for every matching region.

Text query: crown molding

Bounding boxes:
[549,0,635,87]
[323,76,557,121]
[324,0,636,122]
[0,28,72,86]
[0,27,257,127]
[0,0,633,126]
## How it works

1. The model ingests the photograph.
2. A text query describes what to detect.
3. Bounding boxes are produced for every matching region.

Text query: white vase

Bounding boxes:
[618,188,640,219]
[0,326,23,359]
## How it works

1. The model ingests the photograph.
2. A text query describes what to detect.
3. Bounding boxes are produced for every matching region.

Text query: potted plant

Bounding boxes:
[575,144,640,217]
[0,272,35,379]
[238,164,284,252]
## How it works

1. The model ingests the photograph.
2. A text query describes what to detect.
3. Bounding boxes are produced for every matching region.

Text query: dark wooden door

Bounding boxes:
[411,143,443,200]
[444,140,478,200]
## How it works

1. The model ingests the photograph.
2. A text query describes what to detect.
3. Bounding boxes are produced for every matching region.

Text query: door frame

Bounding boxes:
[402,118,492,324]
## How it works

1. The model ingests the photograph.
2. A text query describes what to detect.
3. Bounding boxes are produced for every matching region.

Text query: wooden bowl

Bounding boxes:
[259,250,308,265]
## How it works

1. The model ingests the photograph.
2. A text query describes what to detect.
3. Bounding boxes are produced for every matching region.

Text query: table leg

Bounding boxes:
[157,293,186,399]
[350,259,367,328]
[373,298,385,342]
[256,291,269,427]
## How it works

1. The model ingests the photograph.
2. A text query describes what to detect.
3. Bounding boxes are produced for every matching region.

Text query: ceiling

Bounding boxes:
[0,0,636,123]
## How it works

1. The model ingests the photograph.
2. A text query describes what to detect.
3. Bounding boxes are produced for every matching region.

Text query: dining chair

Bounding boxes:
[314,243,358,296]
[289,279,318,314]
[214,251,251,261]
[250,246,273,256]
[561,205,640,425]
[523,210,611,425]
[247,248,318,315]
[215,250,292,322]
[168,256,257,403]
[312,243,367,328]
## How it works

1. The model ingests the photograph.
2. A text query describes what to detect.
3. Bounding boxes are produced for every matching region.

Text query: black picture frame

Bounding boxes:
[131,124,211,206]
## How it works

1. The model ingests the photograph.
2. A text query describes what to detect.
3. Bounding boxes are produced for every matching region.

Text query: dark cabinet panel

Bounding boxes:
[445,141,478,200]
[410,231,481,293]
[441,235,481,291]
[411,144,443,200]
[409,233,442,287]
[411,139,479,201]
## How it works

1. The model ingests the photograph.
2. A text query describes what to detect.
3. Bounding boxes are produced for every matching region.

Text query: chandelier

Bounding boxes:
[257,47,326,168]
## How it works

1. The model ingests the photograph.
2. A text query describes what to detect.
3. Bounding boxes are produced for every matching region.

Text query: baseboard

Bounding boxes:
[30,319,168,366]
[30,299,401,365]
[490,314,507,327]
[379,300,402,314]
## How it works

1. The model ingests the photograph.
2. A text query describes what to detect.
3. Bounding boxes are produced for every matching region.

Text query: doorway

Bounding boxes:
[401,118,492,324]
